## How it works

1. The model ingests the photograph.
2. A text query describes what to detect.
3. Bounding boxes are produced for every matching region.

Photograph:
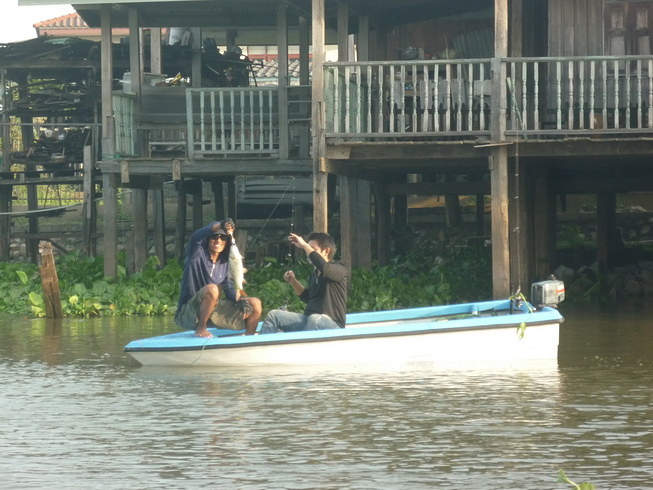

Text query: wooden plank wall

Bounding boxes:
[549,0,604,56]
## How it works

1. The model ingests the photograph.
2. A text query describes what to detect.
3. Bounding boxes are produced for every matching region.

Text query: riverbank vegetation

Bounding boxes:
[0,236,493,318]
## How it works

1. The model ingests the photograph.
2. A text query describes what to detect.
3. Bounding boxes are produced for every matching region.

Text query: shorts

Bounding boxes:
[175,286,245,331]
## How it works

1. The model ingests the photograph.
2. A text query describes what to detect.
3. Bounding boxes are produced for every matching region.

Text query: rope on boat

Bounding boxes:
[189,336,212,365]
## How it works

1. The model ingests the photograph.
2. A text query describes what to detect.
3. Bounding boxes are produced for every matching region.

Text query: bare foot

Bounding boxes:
[194,327,212,338]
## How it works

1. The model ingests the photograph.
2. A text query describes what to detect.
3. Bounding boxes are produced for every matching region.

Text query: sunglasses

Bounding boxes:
[210,234,228,241]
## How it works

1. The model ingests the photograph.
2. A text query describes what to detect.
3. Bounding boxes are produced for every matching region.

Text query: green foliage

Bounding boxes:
[0,234,492,318]
[247,238,491,315]
[558,469,596,490]
[0,253,182,317]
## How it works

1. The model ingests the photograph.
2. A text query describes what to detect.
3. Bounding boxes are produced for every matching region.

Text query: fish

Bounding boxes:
[229,240,246,293]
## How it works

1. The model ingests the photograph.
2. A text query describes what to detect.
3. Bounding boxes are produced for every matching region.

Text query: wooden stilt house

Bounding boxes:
[16,0,653,298]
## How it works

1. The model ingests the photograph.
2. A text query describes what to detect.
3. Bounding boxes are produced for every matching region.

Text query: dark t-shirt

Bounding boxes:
[299,251,348,328]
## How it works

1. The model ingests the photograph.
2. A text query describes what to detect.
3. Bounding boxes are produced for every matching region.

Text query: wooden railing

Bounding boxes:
[324,55,653,140]
[325,59,493,139]
[505,56,653,135]
[112,56,653,160]
[186,87,279,157]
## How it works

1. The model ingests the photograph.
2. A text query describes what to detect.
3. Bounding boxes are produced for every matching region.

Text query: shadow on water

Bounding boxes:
[558,299,653,368]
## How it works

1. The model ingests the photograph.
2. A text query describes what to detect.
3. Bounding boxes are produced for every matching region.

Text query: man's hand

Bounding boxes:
[237,297,253,319]
[288,233,308,249]
[283,270,296,283]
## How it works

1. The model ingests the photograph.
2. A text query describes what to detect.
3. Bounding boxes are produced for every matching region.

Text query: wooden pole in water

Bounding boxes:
[39,241,63,318]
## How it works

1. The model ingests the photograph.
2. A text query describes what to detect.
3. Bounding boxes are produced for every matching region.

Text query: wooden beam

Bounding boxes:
[385,180,490,196]
[101,4,115,158]
[100,159,313,176]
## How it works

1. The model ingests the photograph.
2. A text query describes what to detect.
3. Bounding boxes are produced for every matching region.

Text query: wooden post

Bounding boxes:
[191,28,202,87]
[82,145,97,256]
[132,187,148,272]
[150,28,162,74]
[597,192,617,274]
[152,179,166,267]
[356,179,372,269]
[128,7,143,156]
[100,5,115,158]
[337,1,349,61]
[533,164,550,280]
[211,178,226,220]
[445,174,462,227]
[103,172,118,278]
[312,0,328,232]
[189,179,203,230]
[489,0,511,298]
[375,180,390,266]
[510,0,523,57]
[39,241,63,318]
[299,17,310,85]
[298,16,311,158]
[357,15,370,62]
[340,176,354,269]
[175,180,187,261]
[227,176,236,219]
[277,3,289,159]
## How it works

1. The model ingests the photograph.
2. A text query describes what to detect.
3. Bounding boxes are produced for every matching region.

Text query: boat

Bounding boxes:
[124,279,565,367]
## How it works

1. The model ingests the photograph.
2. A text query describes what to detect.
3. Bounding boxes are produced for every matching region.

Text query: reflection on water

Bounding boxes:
[1,304,653,488]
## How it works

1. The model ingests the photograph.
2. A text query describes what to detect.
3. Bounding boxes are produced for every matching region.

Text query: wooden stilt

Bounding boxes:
[152,179,166,267]
[175,180,187,261]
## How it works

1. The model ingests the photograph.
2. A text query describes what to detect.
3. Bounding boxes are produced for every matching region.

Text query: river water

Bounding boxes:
[1,303,653,489]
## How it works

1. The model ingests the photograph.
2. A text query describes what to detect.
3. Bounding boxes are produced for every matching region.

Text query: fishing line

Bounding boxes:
[250,176,297,245]
[286,178,297,265]
[510,76,524,296]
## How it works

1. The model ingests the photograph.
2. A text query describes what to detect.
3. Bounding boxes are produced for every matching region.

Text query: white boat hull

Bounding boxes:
[128,321,559,367]
[125,300,563,367]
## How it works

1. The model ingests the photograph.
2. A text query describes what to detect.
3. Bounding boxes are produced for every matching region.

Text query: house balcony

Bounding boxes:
[324,55,653,143]
[111,55,653,168]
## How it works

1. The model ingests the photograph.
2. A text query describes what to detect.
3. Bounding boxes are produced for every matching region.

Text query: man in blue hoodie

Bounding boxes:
[175,220,261,337]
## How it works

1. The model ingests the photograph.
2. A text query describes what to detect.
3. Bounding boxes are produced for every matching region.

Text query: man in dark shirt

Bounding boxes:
[260,232,348,333]
[175,220,261,337]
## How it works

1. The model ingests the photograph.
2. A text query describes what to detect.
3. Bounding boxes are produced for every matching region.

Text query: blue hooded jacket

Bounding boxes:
[175,222,237,312]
